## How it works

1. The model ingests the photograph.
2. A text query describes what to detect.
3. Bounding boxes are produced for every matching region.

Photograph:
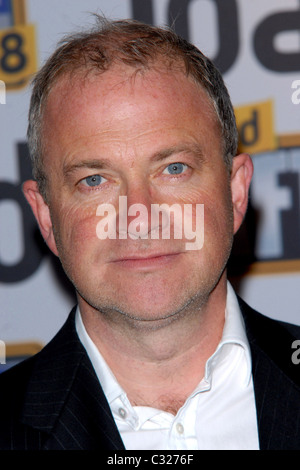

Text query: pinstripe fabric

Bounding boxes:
[239,298,300,450]
[0,307,125,450]
[0,301,299,449]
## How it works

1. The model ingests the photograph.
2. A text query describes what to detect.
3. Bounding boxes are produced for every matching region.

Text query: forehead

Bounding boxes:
[41,62,221,156]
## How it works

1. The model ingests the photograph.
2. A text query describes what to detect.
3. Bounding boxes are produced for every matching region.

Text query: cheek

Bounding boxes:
[51,201,101,255]
[186,181,233,232]
[193,179,233,247]
[204,193,234,253]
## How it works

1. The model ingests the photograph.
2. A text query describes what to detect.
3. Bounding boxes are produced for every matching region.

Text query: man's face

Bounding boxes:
[28,64,248,325]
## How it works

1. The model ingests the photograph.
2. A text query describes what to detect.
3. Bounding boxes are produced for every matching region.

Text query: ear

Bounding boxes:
[22,180,59,256]
[230,153,253,235]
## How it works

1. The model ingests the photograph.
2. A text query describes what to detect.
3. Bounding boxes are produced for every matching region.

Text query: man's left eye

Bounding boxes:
[163,163,188,175]
[81,175,107,187]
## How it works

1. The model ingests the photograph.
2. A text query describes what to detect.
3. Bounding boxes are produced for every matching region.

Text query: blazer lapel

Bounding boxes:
[22,308,125,450]
[239,298,300,450]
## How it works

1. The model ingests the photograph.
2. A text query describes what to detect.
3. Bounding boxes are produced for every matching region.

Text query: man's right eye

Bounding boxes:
[80,175,107,187]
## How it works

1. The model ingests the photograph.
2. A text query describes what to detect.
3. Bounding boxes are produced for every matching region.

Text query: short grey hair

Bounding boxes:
[27,16,238,199]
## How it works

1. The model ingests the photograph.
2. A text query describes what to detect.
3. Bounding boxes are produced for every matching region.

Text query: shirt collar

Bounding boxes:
[204,282,252,387]
[75,281,252,410]
[75,311,123,404]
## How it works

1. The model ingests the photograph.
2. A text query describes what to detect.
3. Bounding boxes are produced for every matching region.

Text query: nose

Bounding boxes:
[116,179,183,241]
[117,182,154,239]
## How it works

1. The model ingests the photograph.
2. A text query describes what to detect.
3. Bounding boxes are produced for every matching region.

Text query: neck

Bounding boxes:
[79,279,227,414]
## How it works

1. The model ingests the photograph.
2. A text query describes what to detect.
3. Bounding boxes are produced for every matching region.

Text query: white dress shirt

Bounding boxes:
[75,282,260,450]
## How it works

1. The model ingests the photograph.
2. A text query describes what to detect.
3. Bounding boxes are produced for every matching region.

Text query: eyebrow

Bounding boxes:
[152,143,206,163]
[63,158,114,180]
[62,143,206,179]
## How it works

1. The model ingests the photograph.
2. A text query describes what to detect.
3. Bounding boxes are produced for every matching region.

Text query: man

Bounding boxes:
[0,17,299,450]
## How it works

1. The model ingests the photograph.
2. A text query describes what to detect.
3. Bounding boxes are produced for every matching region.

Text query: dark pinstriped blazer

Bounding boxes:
[0,299,299,450]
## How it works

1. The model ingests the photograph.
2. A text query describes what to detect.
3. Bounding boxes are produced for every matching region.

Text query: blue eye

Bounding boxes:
[163,163,187,175]
[82,175,107,187]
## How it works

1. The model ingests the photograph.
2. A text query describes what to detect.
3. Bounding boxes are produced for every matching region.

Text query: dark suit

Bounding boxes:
[0,299,299,450]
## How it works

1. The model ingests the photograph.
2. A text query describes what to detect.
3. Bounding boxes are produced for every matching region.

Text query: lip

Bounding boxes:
[110,252,183,270]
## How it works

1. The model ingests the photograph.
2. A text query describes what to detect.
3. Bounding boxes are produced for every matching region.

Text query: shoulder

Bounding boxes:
[0,307,80,415]
[238,296,300,339]
[0,354,37,417]
[0,353,36,393]
[0,352,41,449]
[238,296,300,387]
[0,308,85,449]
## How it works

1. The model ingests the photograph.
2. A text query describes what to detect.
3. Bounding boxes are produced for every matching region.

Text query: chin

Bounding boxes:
[81,286,202,331]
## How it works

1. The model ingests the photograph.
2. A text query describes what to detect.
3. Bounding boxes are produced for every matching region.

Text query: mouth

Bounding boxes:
[110,252,183,270]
